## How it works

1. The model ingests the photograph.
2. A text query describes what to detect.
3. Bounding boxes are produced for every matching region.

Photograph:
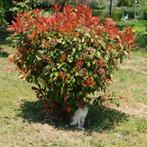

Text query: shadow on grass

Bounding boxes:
[85,105,128,131]
[0,50,9,58]
[0,27,11,58]
[0,27,11,45]
[19,100,128,132]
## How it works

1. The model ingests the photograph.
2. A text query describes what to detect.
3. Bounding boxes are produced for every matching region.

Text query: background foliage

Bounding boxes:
[1,0,147,25]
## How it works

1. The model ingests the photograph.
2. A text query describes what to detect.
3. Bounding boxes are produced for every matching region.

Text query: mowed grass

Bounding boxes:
[109,52,147,104]
[0,42,147,146]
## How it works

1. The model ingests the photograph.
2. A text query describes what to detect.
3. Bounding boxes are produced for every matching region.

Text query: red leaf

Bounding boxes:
[81,82,87,87]
[63,95,68,101]
[82,77,95,87]
[91,16,100,26]
[76,59,84,69]
[97,59,106,67]
[86,77,95,87]
[64,104,72,112]
[52,2,61,13]
[98,68,105,75]
[61,52,67,62]
[63,5,74,15]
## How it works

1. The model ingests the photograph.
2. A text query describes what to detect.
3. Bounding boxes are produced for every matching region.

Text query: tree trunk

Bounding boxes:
[109,0,113,17]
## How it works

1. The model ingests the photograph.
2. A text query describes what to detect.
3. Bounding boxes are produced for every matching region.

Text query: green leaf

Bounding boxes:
[87,62,91,67]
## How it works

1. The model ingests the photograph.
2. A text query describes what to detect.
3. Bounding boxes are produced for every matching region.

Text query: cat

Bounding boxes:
[70,106,89,130]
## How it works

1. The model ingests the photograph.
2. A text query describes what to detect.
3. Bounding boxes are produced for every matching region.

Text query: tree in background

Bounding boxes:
[0,0,5,25]
[0,0,13,25]
[117,0,134,7]
[109,0,113,17]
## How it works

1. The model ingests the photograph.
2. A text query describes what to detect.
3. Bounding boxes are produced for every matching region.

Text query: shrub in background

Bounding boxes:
[124,7,135,18]
[89,0,105,10]
[136,31,147,47]
[143,7,147,20]
[0,0,13,25]
[0,1,5,25]
[117,0,134,7]
[8,3,135,115]
[89,0,107,20]
[10,0,42,14]
[92,9,109,19]
[112,8,124,21]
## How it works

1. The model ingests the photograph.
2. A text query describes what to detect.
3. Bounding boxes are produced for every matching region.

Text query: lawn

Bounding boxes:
[0,25,147,146]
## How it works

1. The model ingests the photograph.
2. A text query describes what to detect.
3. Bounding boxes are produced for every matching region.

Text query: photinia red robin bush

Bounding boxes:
[8,3,135,114]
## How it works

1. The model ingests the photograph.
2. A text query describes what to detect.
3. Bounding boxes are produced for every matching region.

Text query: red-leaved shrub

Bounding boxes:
[8,3,135,113]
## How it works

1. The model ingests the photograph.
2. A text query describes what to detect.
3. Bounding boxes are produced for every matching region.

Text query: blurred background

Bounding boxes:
[0,0,147,48]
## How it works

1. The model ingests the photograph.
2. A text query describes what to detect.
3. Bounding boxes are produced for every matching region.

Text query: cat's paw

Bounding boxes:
[78,126,85,131]
[70,121,76,126]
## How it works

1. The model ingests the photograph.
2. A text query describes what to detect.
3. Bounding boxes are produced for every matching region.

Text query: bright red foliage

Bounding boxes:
[120,26,135,48]
[8,4,134,49]
[8,4,100,33]
[104,18,120,40]
[81,77,96,87]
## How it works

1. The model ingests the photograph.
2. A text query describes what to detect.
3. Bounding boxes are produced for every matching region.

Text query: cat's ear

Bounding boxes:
[78,101,87,108]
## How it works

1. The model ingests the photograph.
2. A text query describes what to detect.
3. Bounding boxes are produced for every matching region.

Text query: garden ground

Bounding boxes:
[0,25,147,146]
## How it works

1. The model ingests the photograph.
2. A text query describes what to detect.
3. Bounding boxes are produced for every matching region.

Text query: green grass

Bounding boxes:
[118,20,147,33]
[106,51,147,123]
[0,27,147,146]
